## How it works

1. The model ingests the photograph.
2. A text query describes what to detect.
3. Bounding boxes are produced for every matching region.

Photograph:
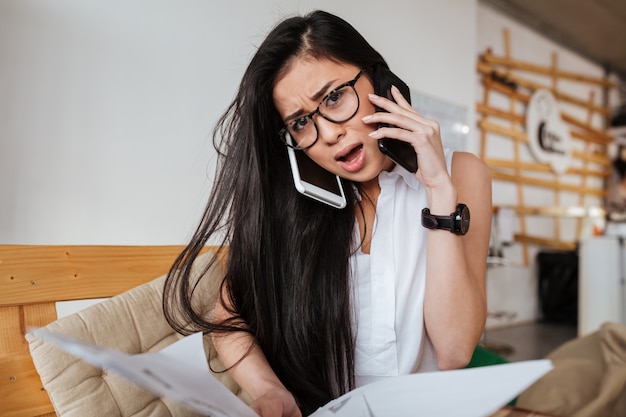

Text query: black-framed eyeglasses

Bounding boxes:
[279,71,363,150]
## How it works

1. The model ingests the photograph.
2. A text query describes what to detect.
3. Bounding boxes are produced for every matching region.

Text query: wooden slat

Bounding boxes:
[23,303,58,330]
[576,91,597,240]
[480,50,616,88]
[479,119,612,166]
[0,307,23,355]
[0,357,55,417]
[1,302,58,416]
[561,113,614,145]
[502,26,530,266]
[477,61,612,117]
[489,171,606,197]
[571,150,611,167]
[479,119,528,142]
[0,304,56,356]
[0,354,56,417]
[0,245,211,306]
[485,158,610,178]
[569,129,612,147]
[476,103,614,146]
[513,234,577,251]
[476,102,525,124]
[494,204,605,218]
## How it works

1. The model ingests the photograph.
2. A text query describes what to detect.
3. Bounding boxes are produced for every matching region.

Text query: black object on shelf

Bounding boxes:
[537,250,579,325]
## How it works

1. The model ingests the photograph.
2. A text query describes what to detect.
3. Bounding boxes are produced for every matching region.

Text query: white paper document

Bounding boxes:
[32,328,552,417]
[309,360,553,417]
[33,329,257,417]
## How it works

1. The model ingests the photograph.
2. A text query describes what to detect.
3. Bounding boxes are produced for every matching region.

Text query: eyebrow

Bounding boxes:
[284,79,337,123]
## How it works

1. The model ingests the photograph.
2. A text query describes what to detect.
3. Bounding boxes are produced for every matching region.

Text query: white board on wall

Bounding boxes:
[410,89,469,152]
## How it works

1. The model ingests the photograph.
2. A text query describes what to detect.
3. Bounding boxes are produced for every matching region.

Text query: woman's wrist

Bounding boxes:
[426,181,458,214]
[253,380,289,400]
[249,385,301,417]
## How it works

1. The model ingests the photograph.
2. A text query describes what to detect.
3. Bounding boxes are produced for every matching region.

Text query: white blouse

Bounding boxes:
[351,149,454,387]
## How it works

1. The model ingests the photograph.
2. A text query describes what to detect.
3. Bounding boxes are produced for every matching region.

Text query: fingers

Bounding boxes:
[249,388,302,417]
[251,402,295,417]
[390,84,411,108]
[367,125,439,149]
[362,101,441,145]
[370,84,412,112]
[365,90,438,130]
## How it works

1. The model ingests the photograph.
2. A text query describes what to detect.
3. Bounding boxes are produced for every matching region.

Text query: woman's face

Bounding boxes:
[273,57,393,184]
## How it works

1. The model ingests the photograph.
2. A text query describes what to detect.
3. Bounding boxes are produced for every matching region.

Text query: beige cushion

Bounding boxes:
[517,322,626,417]
[26,251,249,417]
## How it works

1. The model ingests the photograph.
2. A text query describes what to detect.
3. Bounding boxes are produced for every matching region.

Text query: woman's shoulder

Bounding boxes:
[451,151,491,197]
[451,151,489,177]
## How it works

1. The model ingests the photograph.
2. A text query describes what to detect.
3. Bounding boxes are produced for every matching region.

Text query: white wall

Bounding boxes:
[0,0,478,245]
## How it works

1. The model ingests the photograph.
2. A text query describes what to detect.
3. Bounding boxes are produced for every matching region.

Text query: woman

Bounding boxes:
[164,10,491,417]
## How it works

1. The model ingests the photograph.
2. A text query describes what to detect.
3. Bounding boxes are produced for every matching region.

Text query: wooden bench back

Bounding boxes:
[0,245,196,417]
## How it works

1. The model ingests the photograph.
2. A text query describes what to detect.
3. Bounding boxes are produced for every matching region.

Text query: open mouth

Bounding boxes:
[338,144,363,163]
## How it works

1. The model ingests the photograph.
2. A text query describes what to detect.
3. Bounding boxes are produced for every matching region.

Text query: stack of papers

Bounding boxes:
[32,328,552,417]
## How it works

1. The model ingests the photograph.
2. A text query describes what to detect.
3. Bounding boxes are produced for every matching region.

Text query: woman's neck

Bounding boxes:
[355,176,381,255]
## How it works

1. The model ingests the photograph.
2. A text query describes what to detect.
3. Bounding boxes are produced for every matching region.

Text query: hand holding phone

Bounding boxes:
[373,65,418,173]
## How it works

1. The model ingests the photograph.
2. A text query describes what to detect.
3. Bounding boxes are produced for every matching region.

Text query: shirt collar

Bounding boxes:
[352,164,421,202]
[379,163,421,191]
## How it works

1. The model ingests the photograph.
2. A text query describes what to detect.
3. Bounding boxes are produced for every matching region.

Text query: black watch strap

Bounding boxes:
[421,203,470,235]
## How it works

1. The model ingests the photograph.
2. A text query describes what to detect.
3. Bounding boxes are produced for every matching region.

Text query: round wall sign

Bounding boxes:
[526,89,572,174]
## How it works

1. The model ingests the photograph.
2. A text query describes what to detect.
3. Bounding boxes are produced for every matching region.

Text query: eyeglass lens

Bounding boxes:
[286,82,360,149]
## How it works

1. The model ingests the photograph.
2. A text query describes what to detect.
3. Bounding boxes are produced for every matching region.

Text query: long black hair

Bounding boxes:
[163,10,387,415]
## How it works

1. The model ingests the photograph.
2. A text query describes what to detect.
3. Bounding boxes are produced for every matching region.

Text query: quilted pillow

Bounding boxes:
[26,250,249,417]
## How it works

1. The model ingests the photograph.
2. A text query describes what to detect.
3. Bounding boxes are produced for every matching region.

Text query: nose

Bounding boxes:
[315,116,345,145]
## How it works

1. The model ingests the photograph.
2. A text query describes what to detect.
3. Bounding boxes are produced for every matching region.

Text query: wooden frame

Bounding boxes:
[0,245,212,417]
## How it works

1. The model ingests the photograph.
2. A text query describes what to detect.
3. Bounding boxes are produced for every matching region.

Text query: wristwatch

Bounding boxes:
[421,203,470,235]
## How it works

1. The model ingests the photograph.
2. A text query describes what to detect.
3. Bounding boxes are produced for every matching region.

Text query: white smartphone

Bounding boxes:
[286,144,347,209]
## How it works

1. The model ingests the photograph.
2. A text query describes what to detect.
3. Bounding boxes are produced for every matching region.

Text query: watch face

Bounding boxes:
[455,204,470,235]
[460,204,469,235]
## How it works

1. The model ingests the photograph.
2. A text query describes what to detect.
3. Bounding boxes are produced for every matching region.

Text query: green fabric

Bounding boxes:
[466,344,510,368]
[466,345,517,406]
